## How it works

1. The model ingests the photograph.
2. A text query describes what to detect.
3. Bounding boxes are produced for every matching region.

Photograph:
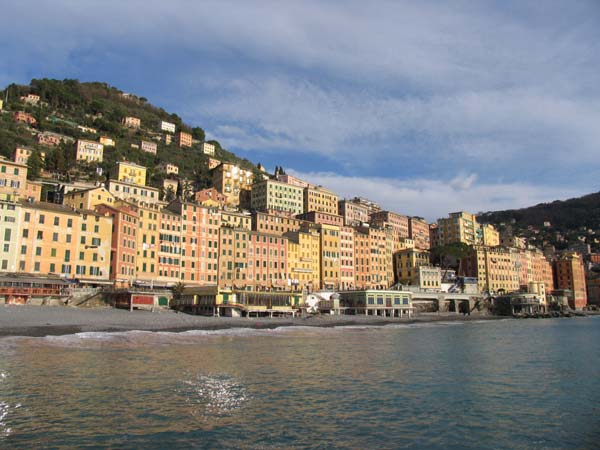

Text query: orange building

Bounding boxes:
[176,131,192,148]
[96,202,139,287]
[246,231,288,290]
[370,210,409,250]
[554,252,587,309]
[13,111,37,125]
[408,217,431,250]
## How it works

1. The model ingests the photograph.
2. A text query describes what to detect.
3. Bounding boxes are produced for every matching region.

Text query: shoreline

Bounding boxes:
[0,305,512,338]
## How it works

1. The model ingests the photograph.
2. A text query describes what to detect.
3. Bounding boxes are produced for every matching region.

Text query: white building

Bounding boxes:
[160,121,176,133]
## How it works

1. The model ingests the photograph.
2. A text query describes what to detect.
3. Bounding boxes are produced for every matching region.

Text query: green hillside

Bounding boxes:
[478,192,600,252]
[0,78,260,192]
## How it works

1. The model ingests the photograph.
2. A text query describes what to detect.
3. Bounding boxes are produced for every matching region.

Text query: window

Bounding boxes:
[39,214,45,224]
[3,229,10,241]
[36,231,43,240]
[24,212,30,222]
[64,250,71,262]
[67,218,73,228]
[49,263,55,273]
[54,217,60,226]
[20,245,26,255]
[35,247,42,256]
[52,232,59,242]
[51,248,57,257]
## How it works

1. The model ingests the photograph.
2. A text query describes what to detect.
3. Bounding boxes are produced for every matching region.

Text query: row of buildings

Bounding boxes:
[0,133,592,308]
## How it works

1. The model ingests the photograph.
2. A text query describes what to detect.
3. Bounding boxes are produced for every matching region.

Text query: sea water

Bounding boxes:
[0,318,598,449]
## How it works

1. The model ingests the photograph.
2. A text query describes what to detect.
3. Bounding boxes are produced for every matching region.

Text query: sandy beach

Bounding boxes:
[0,305,506,337]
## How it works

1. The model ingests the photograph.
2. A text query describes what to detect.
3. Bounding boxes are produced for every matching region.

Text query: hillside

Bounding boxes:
[478,192,600,252]
[0,78,261,193]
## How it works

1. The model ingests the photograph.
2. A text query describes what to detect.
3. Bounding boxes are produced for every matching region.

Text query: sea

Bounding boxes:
[0,317,599,449]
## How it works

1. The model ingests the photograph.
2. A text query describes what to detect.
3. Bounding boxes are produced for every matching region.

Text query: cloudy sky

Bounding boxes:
[2,1,599,220]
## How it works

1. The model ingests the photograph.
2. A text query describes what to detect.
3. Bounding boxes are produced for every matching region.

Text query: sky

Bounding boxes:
[1,0,599,221]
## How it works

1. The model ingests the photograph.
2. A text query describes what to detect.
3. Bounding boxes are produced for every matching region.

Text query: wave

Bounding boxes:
[0,318,506,347]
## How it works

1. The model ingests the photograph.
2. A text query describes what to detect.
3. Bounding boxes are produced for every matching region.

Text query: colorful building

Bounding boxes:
[13,111,37,125]
[160,121,176,133]
[176,131,192,148]
[75,139,104,163]
[338,198,370,226]
[303,185,339,215]
[96,202,139,287]
[122,116,141,129]
[63,186,115,210]
[116,161,147,186]
[285,229,321,292]
[251,179,304,216]
[211,163,254,207]
[408,216,431,250]
[140,140,157,154]
[436,211,480,246]
[394,248,432,286]
[370,210,409,250]
[0,157,28,201]
[553,252,587,309]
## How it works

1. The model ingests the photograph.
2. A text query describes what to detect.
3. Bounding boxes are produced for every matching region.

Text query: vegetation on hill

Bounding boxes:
[0,78,260,194]
[478,192,600,252]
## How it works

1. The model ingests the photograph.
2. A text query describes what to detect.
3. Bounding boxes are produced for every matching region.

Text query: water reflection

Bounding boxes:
[180,374,249,420]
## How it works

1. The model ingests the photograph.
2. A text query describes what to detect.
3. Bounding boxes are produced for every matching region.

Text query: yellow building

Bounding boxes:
[480,223,500,247]
[316,223,341,290]
[212,163,254,207]
[285,230,321,291]
[436,211,479,246]
[116,161,147,186]
[14,147,46,165]
[75,139,104,163]
[99,136,115,147]
[14,202,112,283]
[394,248,432,286]
[303,185,339,215]
[221,211,252,230]
[135,202,162,284]
[64,186,116,210]
[463,246,520,294]
[0,156,28,201]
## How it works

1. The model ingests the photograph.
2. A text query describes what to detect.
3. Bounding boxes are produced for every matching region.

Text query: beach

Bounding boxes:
[0,304,505,337]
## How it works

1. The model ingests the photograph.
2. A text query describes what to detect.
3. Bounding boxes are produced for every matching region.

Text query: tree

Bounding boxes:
[27,150,43,180]
[192,127,205,141]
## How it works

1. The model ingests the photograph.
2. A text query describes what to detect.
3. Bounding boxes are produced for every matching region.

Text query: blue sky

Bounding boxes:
[1,0,599,220]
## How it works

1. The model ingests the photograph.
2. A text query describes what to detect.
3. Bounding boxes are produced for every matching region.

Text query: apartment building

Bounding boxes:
[370,211,409,250]
[338,199,369,226]
[122,116,141,129]
[140,140,157,154]
[436,211,479,246]
[285,229,321,291]
[554,252,587,309]
[96,202,139,287]
[63,186,115,210]
[176,131,192,148]
[201,142,215,155]
[160,121,176,133]
[303,185,339,215]
[408,216,431,250]
[75,139,104,163]
[0,157,28,201]
[116,161,147,186]
[212,163,254,207]
[251,179,304,216]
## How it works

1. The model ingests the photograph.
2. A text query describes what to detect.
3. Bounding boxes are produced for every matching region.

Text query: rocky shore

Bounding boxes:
[0,305,508,337]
